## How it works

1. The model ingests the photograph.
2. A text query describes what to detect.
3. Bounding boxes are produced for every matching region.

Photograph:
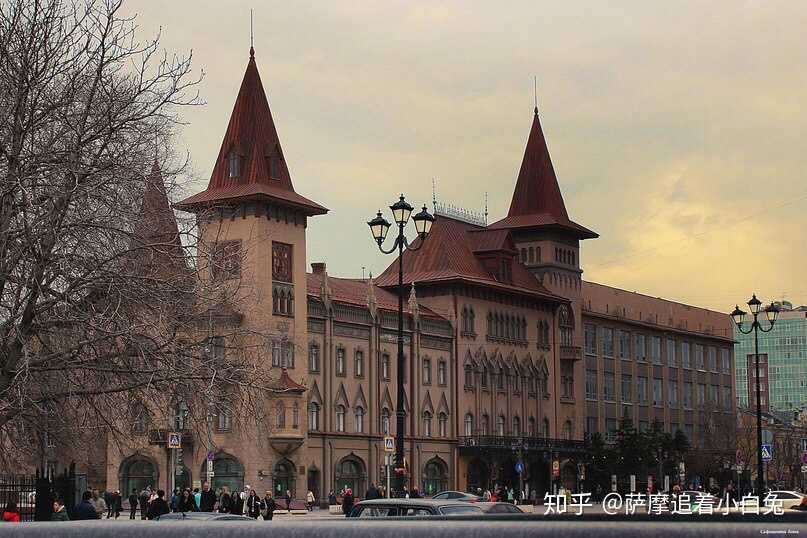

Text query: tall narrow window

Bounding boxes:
[423,411,432,437]
[276,403,286,429]
[381,354,390,381]
[355,407,365,433]
[355,350,364,378]
[422,358,432,385]
[336,347,346,376]
[308,403,320,431]
[335,405,345,432]
[227,151,240,178]
[464,365,474,388]
[496,415,505,436]
[437,360,447,386]
[464,413,474,436]
[438,413,448,437]
[309,344,320,372]
[381,408,390,434]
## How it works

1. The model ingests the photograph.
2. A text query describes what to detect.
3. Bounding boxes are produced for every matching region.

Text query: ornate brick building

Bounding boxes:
[97,48,735,502]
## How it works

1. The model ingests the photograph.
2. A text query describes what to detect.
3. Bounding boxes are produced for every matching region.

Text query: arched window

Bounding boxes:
[381,408,390,435]
[512,416,521,437]
[469,309,475,333]
[543,417,550,438]
[437,360,447,385]
[438,412,448,437]
[335,456,366,498]
[521,248,527,262]
[464,365,474,388]
[563,420,573,440]
[273,459,296,497]
[381,354,390,380]
[480,367,488,389]
[120,456,157,497]
[309,343,320,372]
[335,405,345,432]
[276,402,286,429]
[216,405,232,432]
[528,417,536,437]
[292,402,299,428]
[308,402,320,431]
[481,414,490,435]
[206,454,244,494]
[528,247,534,263]
[496,415,505,436]
[335,347,346,376]
[422,458,448,496]
[354,406,365,433]
[423,411,432,437]
[464,413,474,436]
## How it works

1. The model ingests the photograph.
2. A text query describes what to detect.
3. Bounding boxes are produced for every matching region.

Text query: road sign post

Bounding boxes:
[383,436,395,453]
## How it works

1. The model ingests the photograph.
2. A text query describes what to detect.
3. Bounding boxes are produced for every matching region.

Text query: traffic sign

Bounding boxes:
[383,436,395,452]
[801,452,807,464]
[762,444,773,462]
[515,462,524,475]
[167,432,181,449]
[207,451,215,462]
[552,460,560,477]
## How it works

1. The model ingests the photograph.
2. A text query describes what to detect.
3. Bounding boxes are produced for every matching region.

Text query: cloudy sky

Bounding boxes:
[129,0,807,312]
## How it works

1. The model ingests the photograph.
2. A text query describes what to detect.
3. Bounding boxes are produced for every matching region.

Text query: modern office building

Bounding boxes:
[735,302,807,413]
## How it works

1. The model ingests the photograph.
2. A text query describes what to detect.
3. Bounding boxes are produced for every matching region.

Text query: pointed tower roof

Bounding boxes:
[489,109,597,239]
[130,160,187,274]
[176,49,327,215]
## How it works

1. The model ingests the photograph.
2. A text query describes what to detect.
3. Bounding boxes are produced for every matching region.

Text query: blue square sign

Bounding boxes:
[761,444,773,462]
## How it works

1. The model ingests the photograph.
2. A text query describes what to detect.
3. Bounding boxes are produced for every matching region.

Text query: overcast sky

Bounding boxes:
[128,1,807,312]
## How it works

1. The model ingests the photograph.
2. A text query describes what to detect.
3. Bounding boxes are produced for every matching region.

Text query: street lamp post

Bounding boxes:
[368,195,434,496]
[730,294,779,500]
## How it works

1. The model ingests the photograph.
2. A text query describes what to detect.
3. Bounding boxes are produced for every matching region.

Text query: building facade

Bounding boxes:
[735,302,807,413]
[91,48,737,502]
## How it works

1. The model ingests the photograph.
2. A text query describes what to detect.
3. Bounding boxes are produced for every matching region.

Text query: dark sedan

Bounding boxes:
[431,490,483,502]
[348,499,483,518]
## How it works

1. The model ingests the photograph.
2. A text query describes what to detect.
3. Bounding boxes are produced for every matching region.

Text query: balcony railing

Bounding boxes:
[560,345,582,361]
[458,435,586,453]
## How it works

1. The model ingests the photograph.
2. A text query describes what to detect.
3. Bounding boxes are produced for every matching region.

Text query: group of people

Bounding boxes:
[476,485,521,504]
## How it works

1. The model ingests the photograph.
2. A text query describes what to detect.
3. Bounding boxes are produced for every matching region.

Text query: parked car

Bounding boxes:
[431,491,482,502]
[476,502,525,514]
[760,491,804,510]
[348,499,483,518]
[155,512,255,521]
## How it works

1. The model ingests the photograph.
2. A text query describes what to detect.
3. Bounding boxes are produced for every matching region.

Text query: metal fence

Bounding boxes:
[0,464,81,522]
[0,473,37,521]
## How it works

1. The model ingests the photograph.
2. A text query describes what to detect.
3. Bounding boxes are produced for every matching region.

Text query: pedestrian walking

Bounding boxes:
[91,489,107,519]
[262,491,276,521]
[146,490,170,520]
[170,489,180,512]
[285,489,292,512]
[177,489,198,513]
[341,488,354,517]
[306,489,315,511]
[51,499,70,521]
[110,490,122,519]
[328,491,337,506]
[246,489,261,519]
[193,488,201,511]
[128,488,138,520]
[218,486,232,513]
[74,491,98,520]
[2,501,20,522]
[199,482,217,512]
[231,488,244,515]
[139,487,150,520]
[104,490,112,519]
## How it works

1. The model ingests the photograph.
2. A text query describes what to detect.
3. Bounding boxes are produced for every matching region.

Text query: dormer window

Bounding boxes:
[269,156,281,179]
[227,151,241,178]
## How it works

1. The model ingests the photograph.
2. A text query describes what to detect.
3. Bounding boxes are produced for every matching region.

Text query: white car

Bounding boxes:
[765,491,805,510]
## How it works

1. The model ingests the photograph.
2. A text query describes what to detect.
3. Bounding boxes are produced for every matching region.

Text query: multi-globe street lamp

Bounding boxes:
[368,195,434,496]
[730,294,779,499]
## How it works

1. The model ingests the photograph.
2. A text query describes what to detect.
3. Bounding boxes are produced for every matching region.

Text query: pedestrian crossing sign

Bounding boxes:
[167,432,181,449]
[762,444,773,462]
[383,436,395,452]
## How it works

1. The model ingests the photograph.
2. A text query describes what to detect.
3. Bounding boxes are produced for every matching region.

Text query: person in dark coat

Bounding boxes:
[51,499,70,521]
[231,490,244,515]
[128,489,138,519]
[74,491,98,520]
[341,488,354,516]
[245,489,262,519]
[284,490,292,512]
[261,491,276,521]
[147,490,170,520]
[218,487,232,513]
[199,482,217,512]
[138,488,150,520]
[109,490,122,519]
[365,483,380,500]
[176,489,198,513]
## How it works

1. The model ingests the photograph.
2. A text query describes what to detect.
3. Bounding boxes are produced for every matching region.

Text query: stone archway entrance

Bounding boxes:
[273,459,296,498]
[334,455,366,497]
[421,457,448,496]
[119,456,158,496]
[307,466,320,501]
[526,458,550,501]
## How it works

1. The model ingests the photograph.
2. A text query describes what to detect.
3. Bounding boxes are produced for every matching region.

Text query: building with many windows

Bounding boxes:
[735,302,807,413]
[84,46,737,503]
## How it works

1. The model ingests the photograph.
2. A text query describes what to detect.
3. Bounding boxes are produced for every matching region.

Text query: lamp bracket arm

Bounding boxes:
[377,236,402,255]
[758,323,776,334]
[735,325,754,336]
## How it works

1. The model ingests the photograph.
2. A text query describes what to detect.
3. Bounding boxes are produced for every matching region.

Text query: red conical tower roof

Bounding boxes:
[508,109,569,220]
[176,49,327,215]
[489,109,597,239]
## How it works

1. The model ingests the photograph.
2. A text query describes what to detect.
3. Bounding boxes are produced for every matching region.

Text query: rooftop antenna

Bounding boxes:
[249,9,254,58]
[484,192,488,225]
[533,76,539,115]
[432,177,437,212]
[362,266,366,280]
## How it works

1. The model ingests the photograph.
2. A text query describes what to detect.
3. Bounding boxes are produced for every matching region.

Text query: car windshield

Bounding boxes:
[355,506,398,518]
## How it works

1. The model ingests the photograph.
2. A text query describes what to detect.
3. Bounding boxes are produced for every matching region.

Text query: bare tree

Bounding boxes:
[0,0,279,470]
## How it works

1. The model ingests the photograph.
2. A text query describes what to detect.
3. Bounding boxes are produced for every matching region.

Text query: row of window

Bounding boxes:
[486,311,527,343]
[307,403,449,438]
[309,345,448,385]
[463,413,574,440]
[519,245,541,265]
[226,148,283,180]
[583,324,731,373]
[464,365,547,396]
[585,370,733,409]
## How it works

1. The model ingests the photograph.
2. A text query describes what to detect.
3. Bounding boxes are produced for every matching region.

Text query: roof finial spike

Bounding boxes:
[249,9,255,58]
[432,177,437,212]
[484,192,488,225]
[533,75,538,115]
